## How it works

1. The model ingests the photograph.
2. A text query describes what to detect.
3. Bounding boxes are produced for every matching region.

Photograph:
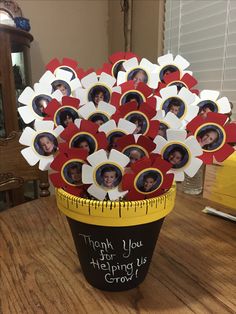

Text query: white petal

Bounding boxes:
[153,110,165,121]
[174,55,190,70]
[18,106,35,124]
[21,146,39,166]
[18,86,35,105]
[123,57,139,71]
[51,89,63,101]
[158,53,174,66]
[178,87,195,106]
[160,86,178,99]
[108,188,128,201]
[87,184,107,201]
[35,120,55,132]
[171,170,185,181]
[82,164,94,183]
[185,157,203,177]
[164,112,182,129]
[112,86,121,93]
[109,149,130,167]
[39,71,55,85]
[76,88,87,104]
[184,70,193,76]
[155,96,163,111]
[78,102,96,119]
[118,118,136,134]
[19,127,36,146]
[200,90,220,101]
[217,97,231,113]
[99,120,117,134]
[54,125,64,137]
[70,78,82,91]
[166,129,187,142]
[185,136,203,157]
[153,135,167,153]
[98,101,116,116]
[148,72,159,89]
[33,82,52,95]
[116,71,127,86]
[140,58,155,72]
[87,149,108,167]
[56,69,73,82]
[184,105,199,122]
[134,134,141,142]
[99,72,116,88]
[74,118,82,128]
[81,73,98,89]
[39,157,53,171]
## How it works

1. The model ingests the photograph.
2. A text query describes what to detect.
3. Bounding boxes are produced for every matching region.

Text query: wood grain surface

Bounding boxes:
[1,191,235,314]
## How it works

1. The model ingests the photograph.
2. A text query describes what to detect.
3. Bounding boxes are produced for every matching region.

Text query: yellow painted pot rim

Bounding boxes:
[55,185,176,227]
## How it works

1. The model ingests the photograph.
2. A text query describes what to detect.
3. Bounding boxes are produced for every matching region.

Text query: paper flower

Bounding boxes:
[18,82,62,124]
[19,120,64,170]
[153,129,203,181]
[192,90,231,118]
[122,155,174,200]
[117,57,159,89]
[155,85,198,126]
[82,149,129,200]
[152,110,182,139]
[78,101,116,126]
[39,69,81,97]
[46,57,93,80]
[186,112,236,164]
[116,134,156,164]
[75,72,120,106]
[50,148,88,196]
[44,96,80,127]
[60,119,108,154]
[156,70,199,96]
[98,118,136,150]
[111,81,156,108]
[156,53,191,82]
[113,102,159,138]
[109,51,139,78]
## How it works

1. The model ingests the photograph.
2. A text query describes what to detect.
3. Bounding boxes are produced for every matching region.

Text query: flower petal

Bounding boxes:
[70,78,82,91]
[178,87,195,106]
[87,149,108,167]
[153,135,167,153]
[140,58,156,72]
[185,136,203,157]
[171,170,185,181]
[217,97,231,113]
[39,157,53,170]
[158,53,174,66]
[18,86,35,105]
[18,106,35,124]
[39,71,56,85]
[200,90,220,101]
[34,120,55,132]
[99,72,116,88]
[19,127,36,146]
[184,105,199,122]
[49,172,65,188]
[78,102,96,119]
[108,189,128,201]
[21,147,39,166]
[164,112,182,129]
[82,164,94,183]
[214,143,235,162]
[116,71,127,86]
[166,129,187,142]
[56,69,73,82]
[184,157,203,177]
[87,184,107,200]
[109,149,130,167]
[33,82,52,95]
[98,101,116,116]
[148,72,159,89]
[123,57,139,71]
[225,123,236,142]
[160,85,178,99]
[98,120,117,134]
[174,55,190,70]
[81,72,98,88]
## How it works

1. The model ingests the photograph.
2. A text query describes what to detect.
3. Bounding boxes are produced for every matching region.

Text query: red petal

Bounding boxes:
[116,134,135,151]
[50,154,68,171]
[122,173,135,190]
[161,173,174,189]
[58,142,69,153]
[60,123,80,141]
[100,63,112,75]
[44,99,60,117]
[65,186,85,197]
[199,152,214,164]
[164,70,180,83]
[120,81,136,93]
[62,58,78,70]
[131,157,152,173]
[152,156,173,173]
[214,143,235,162]
[205,112,228,126]
[109,52,125,64]
[191,89,200,95]
[147,97,157,110]
[96,132,108,150]
[62,96,80,108]
[67,148,88,160]
[224,123,236,142]
[80,120,99,134]
[46,58,60,73]
[49,172,66,188]
[181,73,198,89]
[186,115,205,133]
[136,82,153,98]
[119,102,138,116]
[110,92,122,108]
[146,120,159,139]
[139,103,156,119]
[137,135,156,152]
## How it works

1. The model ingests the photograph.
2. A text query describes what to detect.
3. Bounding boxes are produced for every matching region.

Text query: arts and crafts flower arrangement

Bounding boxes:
[18,52,236,201]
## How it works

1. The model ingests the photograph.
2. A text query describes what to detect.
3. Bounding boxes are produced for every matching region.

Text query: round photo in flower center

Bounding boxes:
[135,170,162,193]
[123,146,146,164]
[63,161,83,186]
[88,85,111,106]
[169,81,187,91]
[196,124,224,151]
[158,122,169,139]
[159,65,178,82]
[127,68,148,87]
[52,80,71,96]
[95,164,122,189]
[34,132,58,156]
[71,133,96,154]
[59,66,76,80]
[162,97,185,119]
[55,107,79,127]
[32,94,52,117]
[112,60,125,78]
[163,144,189,169]
[108,131,125,150]
[89,113,109,126]
[121,91,145,106]
[126,113,148,134]
[197,100,218,118]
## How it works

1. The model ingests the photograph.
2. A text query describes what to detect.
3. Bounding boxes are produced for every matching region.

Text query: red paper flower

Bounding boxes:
[44,96,80,127]
[113,102,160,138]
[46,57,93,80]
[60,120,108,154]
[50,148,88,196]
[156,70,199,96]
[122,155,174,200]
[116,134,156,164]
[186,112,236,164]
[111,81,156,109]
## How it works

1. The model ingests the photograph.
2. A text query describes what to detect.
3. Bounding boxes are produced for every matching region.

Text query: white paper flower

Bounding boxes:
[82,149,129,200]
[78,101,116,126]
[156,53,192,82]
[75,72,120,106]
[155,85,198,126]
[153,129,203,181]
[18,82,62,124]
[117,57,159,89]
[192,90,231,117]
[19,120,63,170]
[39,69,81,97]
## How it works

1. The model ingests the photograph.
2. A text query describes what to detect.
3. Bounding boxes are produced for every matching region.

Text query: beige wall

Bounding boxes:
[18,0,109,83]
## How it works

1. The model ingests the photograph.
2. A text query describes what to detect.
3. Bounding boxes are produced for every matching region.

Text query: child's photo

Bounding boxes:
[112,60,125,78]
[90,113,108,126]
[162,97,185,119]
[128,68,148,88]
[163,144,189,169]
[34,132,58,156]
[123,147,145,164]
[159,64,178,82]
[196,125,223,151]
[96,164,122,189]
[158,122,169,139]
[63,162,83,186]
[71,134,96,154]
[136,170,161,193]
[52,80,71,96]
[32,95,52,117]
[128,113,147,134]
[107,131,125,150]
[197,100,217,118]
[56,108,78,128]
[88,85,110,106]
[121,91,144,106]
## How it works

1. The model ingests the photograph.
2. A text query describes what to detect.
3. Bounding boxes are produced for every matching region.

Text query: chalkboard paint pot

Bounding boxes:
[55,185,176,291]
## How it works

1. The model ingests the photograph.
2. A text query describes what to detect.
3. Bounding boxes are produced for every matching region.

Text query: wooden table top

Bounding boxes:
[1,190,235,314]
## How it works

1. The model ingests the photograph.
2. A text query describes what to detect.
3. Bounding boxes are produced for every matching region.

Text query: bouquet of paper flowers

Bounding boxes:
[18,52,236,202]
